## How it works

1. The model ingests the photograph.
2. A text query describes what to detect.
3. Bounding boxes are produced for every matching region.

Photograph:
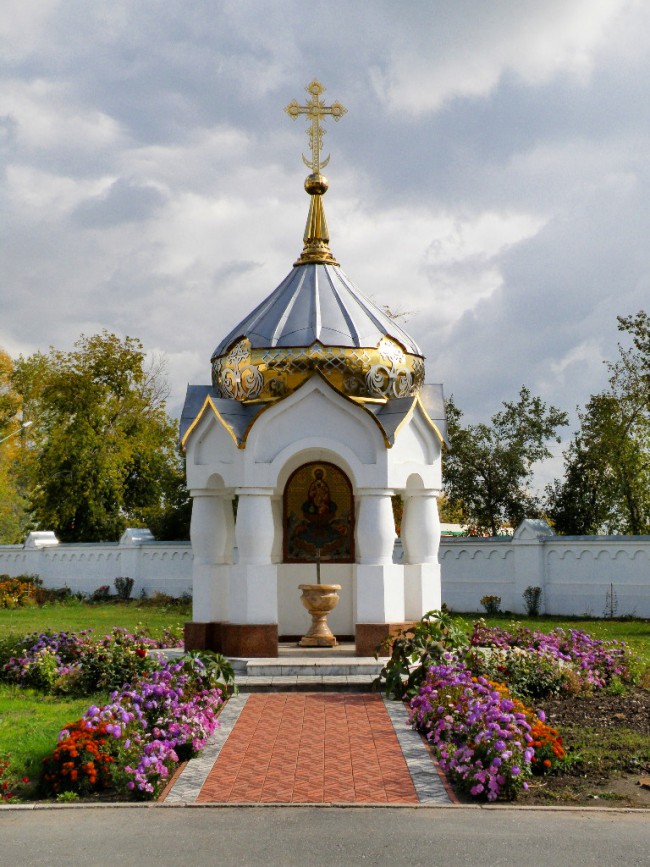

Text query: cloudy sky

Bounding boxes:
[3,0,649,481]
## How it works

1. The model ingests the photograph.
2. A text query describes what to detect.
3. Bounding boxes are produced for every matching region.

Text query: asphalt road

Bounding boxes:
[1,805,649,867]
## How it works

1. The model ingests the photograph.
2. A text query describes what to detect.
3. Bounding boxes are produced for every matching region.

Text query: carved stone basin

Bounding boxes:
[298,583,341,647]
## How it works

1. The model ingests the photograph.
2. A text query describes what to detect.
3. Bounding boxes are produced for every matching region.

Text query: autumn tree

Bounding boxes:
[443,387,568,535]
[14,332,189,542]
[0,348,31,542]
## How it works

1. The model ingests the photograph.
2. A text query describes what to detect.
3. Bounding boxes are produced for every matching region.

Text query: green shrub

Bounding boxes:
[114,577,134,601]
[523,586,542,616]
[467,646,567,700]
[480,595,502,615]
[89,585,111,603]
[374,610,469,700]
[0,577,36,609]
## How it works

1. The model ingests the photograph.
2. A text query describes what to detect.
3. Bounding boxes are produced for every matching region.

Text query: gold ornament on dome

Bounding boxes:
[211,335,425,403]
[285,80,347,267]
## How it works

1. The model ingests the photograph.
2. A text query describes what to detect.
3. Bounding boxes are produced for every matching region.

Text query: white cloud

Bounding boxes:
[372,0,627,114]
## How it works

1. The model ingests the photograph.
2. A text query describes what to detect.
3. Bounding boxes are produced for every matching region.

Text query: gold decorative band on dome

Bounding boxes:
[212,336,425,404]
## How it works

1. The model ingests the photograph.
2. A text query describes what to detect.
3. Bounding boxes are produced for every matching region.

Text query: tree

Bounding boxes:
[437,493,468,526]
[0,348,31,542]
[546,311,650,534]
[443,387,568,535]
[13,332,189,542]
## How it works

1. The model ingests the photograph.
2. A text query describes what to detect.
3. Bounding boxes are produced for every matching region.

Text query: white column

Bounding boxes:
[271,495,283,564]
[402,490,442,618]
[190,491,231,622]
[355,489,404,622]
[229,487,278,624]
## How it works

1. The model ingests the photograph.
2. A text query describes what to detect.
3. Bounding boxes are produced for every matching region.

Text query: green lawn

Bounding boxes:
[0,600,191,796]
[0,598,191,640]
[0,685,110,789]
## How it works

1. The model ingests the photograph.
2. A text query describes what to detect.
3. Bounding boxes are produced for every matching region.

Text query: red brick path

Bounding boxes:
[197,693,419,804]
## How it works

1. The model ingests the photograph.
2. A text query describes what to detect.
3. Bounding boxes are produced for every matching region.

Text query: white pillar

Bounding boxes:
[271,495,283,564]
[402,490,442,618]
[230,487,278,624]
[190,491,231,622]
[355,489,404,622]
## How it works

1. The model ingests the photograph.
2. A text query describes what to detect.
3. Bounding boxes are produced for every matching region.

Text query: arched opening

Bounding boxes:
[278,461,355,640]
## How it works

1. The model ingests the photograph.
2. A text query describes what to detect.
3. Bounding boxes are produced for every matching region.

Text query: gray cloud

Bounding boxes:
[71,178,167,227]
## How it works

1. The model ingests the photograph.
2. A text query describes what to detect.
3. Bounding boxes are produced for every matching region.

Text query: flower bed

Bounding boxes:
[409,655,565,801]
[39,654,226,800]
[1,626,183,696]
[374,612,643,802]
[468,620,636,693]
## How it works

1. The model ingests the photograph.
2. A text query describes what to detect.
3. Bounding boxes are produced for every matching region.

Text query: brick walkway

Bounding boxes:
[199,694,418,804]
[161,693,453,806]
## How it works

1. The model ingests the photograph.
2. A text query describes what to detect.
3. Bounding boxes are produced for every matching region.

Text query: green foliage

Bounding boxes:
[0,576,36,608]
[546,311,650,535]
[480,595,502,615]
[114,577,134,601]
[437,494,467,525]
[468,646,567,700]
[374,610,469,700]
[444,387,568,535]
[89,585,112,603]
[13,332,188,542]
[0,348,31,543]
[184,650,237,696]
[56,790,80,802]
[523,586,543,616]
[0,633,28,670]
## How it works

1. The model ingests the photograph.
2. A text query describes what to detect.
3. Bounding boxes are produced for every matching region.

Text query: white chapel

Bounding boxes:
[180,81,447,657]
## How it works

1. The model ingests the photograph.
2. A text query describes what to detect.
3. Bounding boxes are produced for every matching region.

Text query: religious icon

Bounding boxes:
[284,462,354,562]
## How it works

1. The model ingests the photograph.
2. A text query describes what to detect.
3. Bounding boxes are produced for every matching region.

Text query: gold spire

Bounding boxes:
[285,80,346,267]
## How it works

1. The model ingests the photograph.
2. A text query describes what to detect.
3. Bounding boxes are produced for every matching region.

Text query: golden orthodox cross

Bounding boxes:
[285,80,347,173]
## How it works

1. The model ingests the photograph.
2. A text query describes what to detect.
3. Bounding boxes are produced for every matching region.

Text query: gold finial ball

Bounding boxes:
[305,173,328,195]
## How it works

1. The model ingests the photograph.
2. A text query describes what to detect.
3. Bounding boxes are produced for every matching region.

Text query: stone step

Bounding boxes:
[229,651,387,693]
[241,657,384,678]
[235,674,379,693]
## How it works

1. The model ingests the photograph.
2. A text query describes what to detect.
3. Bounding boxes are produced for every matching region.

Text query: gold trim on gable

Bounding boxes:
[180,395,240,451]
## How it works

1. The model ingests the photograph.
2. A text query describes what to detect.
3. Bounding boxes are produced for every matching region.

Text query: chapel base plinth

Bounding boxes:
[355,622,417,658]
[221,623,279,658]
[184,621,278,657]
[184,621,222,652]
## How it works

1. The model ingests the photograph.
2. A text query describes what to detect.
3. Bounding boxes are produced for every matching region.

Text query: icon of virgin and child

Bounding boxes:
[284,463,353,562]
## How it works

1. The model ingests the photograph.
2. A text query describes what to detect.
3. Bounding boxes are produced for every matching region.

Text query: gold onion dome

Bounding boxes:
[210,80,425,405]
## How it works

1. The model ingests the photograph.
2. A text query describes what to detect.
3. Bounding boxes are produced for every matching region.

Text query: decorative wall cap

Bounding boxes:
[512,519,555,542]
[119,528,155,546]
[24,531,59,549]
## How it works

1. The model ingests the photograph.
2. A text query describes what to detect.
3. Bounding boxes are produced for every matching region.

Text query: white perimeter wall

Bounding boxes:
[2,525,649,619]
[438,533,650,618]
[0,541,193,600]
